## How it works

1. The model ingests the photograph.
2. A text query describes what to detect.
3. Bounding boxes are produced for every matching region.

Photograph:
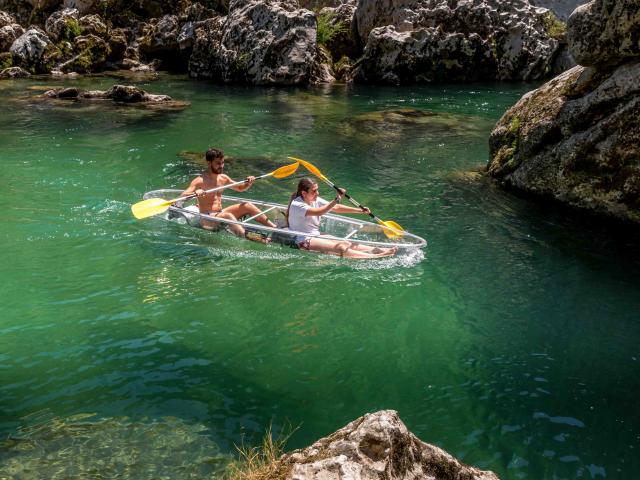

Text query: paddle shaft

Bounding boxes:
[320,176,387,224]
[174,172,272,204]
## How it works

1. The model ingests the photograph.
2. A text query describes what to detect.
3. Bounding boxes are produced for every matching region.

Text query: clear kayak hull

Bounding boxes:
[142,190,427,251]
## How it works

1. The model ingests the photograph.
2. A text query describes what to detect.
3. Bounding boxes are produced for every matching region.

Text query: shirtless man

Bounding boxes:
[180,148,277,240]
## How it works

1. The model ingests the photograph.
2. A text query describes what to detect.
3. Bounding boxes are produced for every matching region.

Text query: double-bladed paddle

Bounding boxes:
[131,161,299,220]
[287,156,405,238]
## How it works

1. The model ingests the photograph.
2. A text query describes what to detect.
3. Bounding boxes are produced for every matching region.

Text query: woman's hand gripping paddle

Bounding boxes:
[287,156,405,239]
[131,161,299,220]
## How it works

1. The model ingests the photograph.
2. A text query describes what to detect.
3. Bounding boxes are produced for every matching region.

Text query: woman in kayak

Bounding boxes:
[287,178,397,258]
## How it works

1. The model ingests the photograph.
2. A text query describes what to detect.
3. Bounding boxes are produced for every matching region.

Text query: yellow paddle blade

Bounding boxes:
[379,219,405,239]
[287,156,327,182]
[271,161,300,179]
[131,197,174,219]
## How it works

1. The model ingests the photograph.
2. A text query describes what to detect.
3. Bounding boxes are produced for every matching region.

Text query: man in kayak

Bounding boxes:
[287,178,397,258]
[180,148,277,240]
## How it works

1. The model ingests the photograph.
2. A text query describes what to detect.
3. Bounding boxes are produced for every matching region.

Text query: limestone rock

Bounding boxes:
[352,0,568,84]
[567,0,640,67]
[140,15,180,56]
[45,8,80,41]
[488,63,640,224]
[42,84,189,108]
[10,28,51,68]
[0,22,24,52]
[487,0,640,224]
[280,410,499,480]
[56,33,109,72]
[0,65,30,77]
[189,0,324,85]
[0,9,16,28]
[79,14,107,36]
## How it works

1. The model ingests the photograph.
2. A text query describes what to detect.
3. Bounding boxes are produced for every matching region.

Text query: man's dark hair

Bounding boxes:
[205,148,224,162]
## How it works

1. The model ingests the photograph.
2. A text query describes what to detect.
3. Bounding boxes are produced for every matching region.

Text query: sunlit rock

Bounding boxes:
[567,0,640,67]
[280,410,500,480]
[189,0,327,85]
[488,0,640,225]
[45,8,79,41]
[352,0,570,84]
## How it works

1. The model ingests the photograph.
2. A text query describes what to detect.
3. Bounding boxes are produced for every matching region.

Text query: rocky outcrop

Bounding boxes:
[9,27,55,73]
[279,410,499,480]
[0,11,24,52]
[351,0,570,84]
[189,0,331,85]
[567,0,640,68]
[42,84,190,108]
[0,65,30,77]
[487,0,640,224]
[44,7,79,41]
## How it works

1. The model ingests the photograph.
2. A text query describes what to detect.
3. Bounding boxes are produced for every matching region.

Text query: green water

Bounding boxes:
[1,75,639,479]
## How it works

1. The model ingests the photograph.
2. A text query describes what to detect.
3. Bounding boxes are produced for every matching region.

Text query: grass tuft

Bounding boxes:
[316,10,347,47]
[224,423,296,480]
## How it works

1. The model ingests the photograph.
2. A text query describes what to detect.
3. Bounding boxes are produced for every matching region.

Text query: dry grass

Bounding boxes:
[224,423,297,480]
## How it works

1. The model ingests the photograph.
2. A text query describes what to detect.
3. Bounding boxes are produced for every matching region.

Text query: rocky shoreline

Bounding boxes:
[1,0,577,84]
[487,0,640,225]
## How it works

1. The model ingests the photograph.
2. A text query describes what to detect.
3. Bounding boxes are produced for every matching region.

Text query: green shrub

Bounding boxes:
[316,11,347,47]
[60,18,82,41]
[541,11,566,40]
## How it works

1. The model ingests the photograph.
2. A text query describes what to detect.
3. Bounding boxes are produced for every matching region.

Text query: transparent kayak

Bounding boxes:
[143,189,427,251]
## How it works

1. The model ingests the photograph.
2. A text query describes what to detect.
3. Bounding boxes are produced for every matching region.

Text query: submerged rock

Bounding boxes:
[279,410,499,480]
[340,108,492,142]
[487,0,640,225]
[0,65,30,78]
[42,84,190,109]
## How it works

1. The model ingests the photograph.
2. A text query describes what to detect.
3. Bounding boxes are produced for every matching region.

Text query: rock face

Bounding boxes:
[189,0,329,85]
[487,0,640,224]
[10,28,52,72]
[351,0,570,84]
[42,84,190,108]
[567,0,640,68]
[529,0,588,22]
[280,410,499,480]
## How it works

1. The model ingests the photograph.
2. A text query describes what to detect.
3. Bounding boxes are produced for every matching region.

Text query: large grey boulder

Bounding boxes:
[280,410,499,480]
[352,0,569,84]
[567,0,640,67]
[10,28,51,66]
[189,0,329,85]
[487,0,640,224]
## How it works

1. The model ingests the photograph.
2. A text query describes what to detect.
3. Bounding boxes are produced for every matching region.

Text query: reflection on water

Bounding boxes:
[0,411,229,479]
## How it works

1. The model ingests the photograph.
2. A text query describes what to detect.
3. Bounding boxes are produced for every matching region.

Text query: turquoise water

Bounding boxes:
[1,74,639,479]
